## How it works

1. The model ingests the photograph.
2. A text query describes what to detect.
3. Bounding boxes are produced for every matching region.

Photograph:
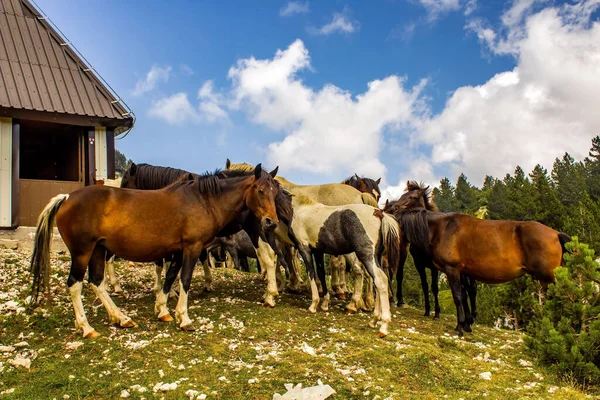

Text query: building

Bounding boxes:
[0,0,134,227]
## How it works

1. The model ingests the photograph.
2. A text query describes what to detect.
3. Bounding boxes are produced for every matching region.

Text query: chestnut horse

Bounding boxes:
[384,181,571,336]
[30,165,279,338]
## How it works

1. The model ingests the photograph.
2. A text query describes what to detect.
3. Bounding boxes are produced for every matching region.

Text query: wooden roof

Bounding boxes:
[0,0,133,130]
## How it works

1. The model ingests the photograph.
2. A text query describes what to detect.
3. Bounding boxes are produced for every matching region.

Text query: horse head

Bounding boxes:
[120,163,138,189]
[245,164,280,232]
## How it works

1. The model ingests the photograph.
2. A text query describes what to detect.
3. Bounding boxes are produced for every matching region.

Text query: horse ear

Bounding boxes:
[187,173,194,181]
[226,159,231,169]
[355,173,360,179]
[254,163,263,179]
[269,166,279,178]
[375,178,381,185]
[385,199,390,207]
[130,163,137,175]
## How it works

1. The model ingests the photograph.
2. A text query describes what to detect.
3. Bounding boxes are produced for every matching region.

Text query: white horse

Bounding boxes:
[277,195,401,337]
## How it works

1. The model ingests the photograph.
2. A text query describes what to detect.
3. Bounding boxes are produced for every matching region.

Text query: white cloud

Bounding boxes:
[417,0,600,187]
[180,64,194,76]
[148,93,199,125]
[280,1,309,17]
[416,0,462,20]
[310,9,358,35]
[198,81,229,123]
[228,39,425,180]
[132,65,172,96]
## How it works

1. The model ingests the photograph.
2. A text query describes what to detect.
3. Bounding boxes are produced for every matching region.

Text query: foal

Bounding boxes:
[30,165,279,338]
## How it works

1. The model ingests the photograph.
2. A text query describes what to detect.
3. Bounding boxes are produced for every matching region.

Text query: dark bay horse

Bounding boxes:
[30,165,279,338]
[342,174,382,202]
[211,231,262,273]
[384,181,571,336]
[119,162,293,299]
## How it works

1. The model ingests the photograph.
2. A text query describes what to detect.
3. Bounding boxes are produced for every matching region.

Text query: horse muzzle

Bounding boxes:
[261,217,278,231]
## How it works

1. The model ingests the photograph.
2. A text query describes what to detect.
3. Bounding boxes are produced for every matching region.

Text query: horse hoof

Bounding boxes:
[335,293,346,300]
[378,331,388,338]
[369,321,377,329]
[464,325,473,333]
[120,319,138,328]
[159,314,174,322]
[433,315,440,320]
[180,323,196,332]
[263,300,276,308]
[307,307,317,314]
[320,305,329,312]
[84,330,100,339]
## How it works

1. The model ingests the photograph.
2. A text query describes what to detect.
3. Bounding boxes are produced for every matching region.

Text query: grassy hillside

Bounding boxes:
[0,248,594,399]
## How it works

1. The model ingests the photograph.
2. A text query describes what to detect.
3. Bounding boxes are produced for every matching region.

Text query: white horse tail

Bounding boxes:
[361,192,379,208]
[30,194,69,305]
[378,213,401,274]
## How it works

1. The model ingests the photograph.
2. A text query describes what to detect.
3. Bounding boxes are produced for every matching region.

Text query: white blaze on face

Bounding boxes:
[372,189,380,200]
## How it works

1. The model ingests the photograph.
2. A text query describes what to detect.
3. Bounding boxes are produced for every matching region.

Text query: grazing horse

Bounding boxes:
[30,166,279,338]
[384,182,571,336]
[211,231,263,273]
[113,162,292,305]
[226,160,380,311]
[276,195,401,337]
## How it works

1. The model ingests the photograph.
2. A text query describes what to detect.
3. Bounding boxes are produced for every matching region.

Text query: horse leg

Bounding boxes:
[445,267,466,336]
[283,245,302,293]
[88,246,136,329]
[360,253,391,337]
[396,245,408,307]
[416,264,431,317]
[330,256,343,299]
[155,253,182,323]
[175,247,202,331]
[467,276,478,321]
[152,259,164,294]
[364,274,375,310]
[202,254,213,291]
[341,257,351,296]
[314,251,330,311]
[276,263,286,293]
[105,255,123,294]
[345,254,367,313]
[67,250,99,338]
[296,245,319,313]
[461,275,475,333]
[165,257,180,299]
[240,256,250,272]
[256,237,278,307]
[431,268,441,319]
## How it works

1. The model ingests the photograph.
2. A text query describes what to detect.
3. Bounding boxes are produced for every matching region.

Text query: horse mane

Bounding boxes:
[164,170,222,195]
[405,180,439,212]
[399,209,431,251]
[343,175,381,195]
[132,163,200,190]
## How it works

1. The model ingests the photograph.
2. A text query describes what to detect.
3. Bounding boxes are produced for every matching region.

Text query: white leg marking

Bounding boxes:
[69,282,97,338]
[153,264,163,294]
[365,274,376,310]
[175,280,194,330]
[374,267,391,337]
[257,237,278,307]
[346,254,365,313]
[155,290,171,320]
[106,256,123,294]
[91,283,136,328]
[321,292,330,311]
[308,278,320,313]
[203,259,213,291]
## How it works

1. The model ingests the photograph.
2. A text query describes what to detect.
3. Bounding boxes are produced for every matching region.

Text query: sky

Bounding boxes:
[35,0,600,201]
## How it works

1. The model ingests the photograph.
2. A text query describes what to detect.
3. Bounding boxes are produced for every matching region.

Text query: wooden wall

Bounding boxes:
[19,179,83,227]
[0,118,12,227]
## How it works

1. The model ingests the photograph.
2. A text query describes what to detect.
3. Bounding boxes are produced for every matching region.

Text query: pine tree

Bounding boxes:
[584,135,600,200]
[529,164,564,229]
[455,173,480,215]
[432,177,461,212]
[526,238,600,385]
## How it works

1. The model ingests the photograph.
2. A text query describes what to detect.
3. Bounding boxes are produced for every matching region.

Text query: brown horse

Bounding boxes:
[384,181,571,336]
[30,165,279,338]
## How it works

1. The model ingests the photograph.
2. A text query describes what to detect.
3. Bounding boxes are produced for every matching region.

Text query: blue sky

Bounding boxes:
[35,0,600,199]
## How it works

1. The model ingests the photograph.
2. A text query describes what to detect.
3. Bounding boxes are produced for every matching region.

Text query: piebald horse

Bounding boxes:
[226,160,380,311]
[30,165,279,338]
[276,195,401,337]
[384,182,571,336]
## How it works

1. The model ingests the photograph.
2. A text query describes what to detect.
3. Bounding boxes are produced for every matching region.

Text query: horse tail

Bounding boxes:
[378,213,401,278]
[400,210,430,251]
[558,232,572,264]
[30,194,69,305]
[361,192,379,208]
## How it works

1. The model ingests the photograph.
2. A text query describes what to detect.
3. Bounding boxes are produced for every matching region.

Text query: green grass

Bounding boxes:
[0,248,595,399]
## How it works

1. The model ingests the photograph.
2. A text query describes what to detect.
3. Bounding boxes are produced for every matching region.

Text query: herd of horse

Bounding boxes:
[29,159,571,338]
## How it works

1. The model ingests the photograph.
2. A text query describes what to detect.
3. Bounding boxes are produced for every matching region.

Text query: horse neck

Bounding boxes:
[210,176,255,226]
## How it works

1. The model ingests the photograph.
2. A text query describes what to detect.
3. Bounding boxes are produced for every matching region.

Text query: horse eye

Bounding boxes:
[258,189,264,195]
